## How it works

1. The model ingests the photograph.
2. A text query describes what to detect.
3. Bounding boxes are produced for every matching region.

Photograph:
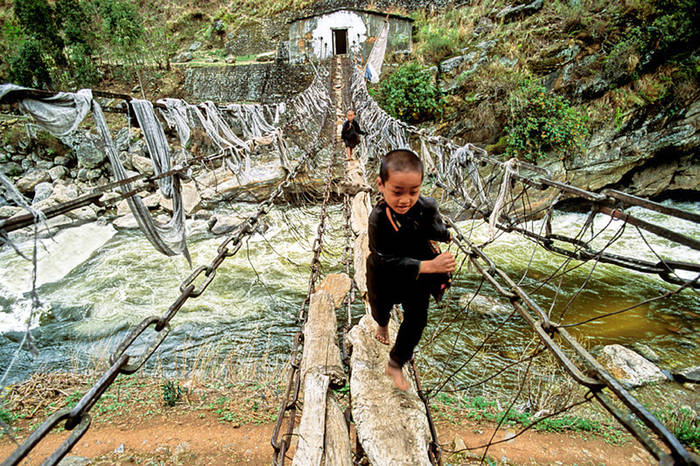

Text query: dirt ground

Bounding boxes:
[0,374,661,465]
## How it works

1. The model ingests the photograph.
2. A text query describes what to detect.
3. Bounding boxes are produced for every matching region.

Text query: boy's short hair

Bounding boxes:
[380,149,424,182]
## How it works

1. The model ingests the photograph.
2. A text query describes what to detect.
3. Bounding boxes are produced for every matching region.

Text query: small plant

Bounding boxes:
[161,380,183,407]
[371,62,445,124]
[503,79,589,163]
[654,406,699,451]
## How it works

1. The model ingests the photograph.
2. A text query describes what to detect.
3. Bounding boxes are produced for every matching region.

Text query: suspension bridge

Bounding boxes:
[0,54,698,465]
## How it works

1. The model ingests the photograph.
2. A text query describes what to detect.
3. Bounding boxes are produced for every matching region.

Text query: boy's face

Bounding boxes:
[377,169,422,215]
[347,111,354,121]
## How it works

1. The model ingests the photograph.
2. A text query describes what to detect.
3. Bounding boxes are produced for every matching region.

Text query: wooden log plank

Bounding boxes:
[293,372,329,466]
[324,391,353,466]
[351,191,372,235]
[347,314,432,466]
[301,290,346,388]
[353,232,370,297]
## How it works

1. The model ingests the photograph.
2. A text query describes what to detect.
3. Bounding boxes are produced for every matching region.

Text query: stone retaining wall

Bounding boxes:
[183,63,315,103]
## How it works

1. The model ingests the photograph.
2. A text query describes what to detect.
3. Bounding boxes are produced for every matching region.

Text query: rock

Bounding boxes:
[56,456,91,465]
[48,165,69,181]
[597,344,666,388]
[671,366,700,384]
[131,154,154,176]
[86,169,102,181]
[631,343,661,363]
[453,435,466,451]
[113,214,140,230]
[196,161,286,204]
[158,181,201,215]
[51,183,80,203]
[53,155,70,166]
[474,16,494,35]
[66,206,97,222]
[32,182,54,204]
[16,170,51,193]
[114,443,124,453]
[567,100,700,197]
[74,134,105,169]
[495,0,544,22]
[209,214,243,235]
[174,51,193,63]
[77,168,90,181]
[315,273,352,308]
[189,41,202,52]
[114,128,131,152]
[173,441,190,456]
[0,161,22,176]
[0,152,7,163]
[21,158,34,170]
[0,206,23,218]
[142,192,161,209]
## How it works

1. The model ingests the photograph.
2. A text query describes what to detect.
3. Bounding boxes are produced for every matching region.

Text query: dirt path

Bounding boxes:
[0,410,656,465]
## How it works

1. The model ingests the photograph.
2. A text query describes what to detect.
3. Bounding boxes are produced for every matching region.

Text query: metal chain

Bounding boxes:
[446,218,697,465]
[1,150,312,466]
[271,138,337,465]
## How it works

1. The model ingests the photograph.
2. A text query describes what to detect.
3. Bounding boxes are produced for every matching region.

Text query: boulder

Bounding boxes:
[113,213,140,230]
[48,165,69,181]
[74,134,105,169]
[32,182,54,204]
[0,161,23,177]
[158,182,201,215]
[256,51,276,62]
[189,41,202,52]
[671,366,700,384]
[16,170,50,193]
[0,206,23,218]
[53,155,70,166]
[209,214,244,235]
[495,0,544,22]
[174,51,193,63]
[131,154,154,176]
[65,206,97,222]
[597,344,666,388]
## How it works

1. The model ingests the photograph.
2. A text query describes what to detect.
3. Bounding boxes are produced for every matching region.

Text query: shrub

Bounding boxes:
[503,80,589,163]
[9,38,51,87]
[371,62,445,124]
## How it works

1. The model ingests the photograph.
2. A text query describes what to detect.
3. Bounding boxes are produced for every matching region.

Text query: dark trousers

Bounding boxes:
[368,270,431,367]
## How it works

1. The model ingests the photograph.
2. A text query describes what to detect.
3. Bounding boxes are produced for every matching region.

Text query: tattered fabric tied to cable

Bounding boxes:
[0,83,192,265]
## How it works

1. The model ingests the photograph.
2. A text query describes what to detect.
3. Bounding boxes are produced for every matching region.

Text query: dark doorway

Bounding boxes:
[333,29,348,55]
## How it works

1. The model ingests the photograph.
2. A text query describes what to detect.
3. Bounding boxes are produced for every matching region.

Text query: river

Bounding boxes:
[1,200,698,395]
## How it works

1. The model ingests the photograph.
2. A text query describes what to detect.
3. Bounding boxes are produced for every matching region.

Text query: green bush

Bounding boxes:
[503,80,589,163]
[9,38,51,87]
[371,62,445,124]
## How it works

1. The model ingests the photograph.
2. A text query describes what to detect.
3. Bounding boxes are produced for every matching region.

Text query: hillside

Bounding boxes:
[1,0,697,200]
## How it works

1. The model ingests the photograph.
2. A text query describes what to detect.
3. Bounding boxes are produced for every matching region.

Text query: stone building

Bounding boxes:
[287,8,413,64]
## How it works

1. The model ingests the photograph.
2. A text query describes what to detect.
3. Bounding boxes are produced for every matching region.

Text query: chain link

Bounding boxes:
[2,150,313,466]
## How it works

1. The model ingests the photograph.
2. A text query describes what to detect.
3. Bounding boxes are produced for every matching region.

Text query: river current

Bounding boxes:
[1,200,698,390]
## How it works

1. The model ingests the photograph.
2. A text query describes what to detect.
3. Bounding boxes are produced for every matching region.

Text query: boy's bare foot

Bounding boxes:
[385,361,410,391]
[374,325,389,345]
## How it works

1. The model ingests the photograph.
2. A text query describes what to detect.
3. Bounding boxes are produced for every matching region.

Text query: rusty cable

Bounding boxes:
[1,149,313,466]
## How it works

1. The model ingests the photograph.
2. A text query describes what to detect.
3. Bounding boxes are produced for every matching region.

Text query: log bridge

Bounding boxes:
[287,57,436,466]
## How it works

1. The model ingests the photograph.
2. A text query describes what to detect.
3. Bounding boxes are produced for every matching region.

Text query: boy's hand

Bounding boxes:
[420,252,456,274]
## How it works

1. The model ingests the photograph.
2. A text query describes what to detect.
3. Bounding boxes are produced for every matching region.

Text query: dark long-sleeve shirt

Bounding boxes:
[367,195,450,284]
[341,120,366,146]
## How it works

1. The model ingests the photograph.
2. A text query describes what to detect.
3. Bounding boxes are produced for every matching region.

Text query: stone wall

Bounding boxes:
[183,62,315,103]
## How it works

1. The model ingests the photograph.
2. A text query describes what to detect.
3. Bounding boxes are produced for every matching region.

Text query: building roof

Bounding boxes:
[289,7,414,24]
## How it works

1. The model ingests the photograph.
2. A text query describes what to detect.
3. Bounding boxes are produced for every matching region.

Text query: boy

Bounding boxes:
[341,110,366,161]
[367,149,456,391]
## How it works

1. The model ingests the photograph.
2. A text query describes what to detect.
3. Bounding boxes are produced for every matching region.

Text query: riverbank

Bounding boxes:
[0,371,663,465]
